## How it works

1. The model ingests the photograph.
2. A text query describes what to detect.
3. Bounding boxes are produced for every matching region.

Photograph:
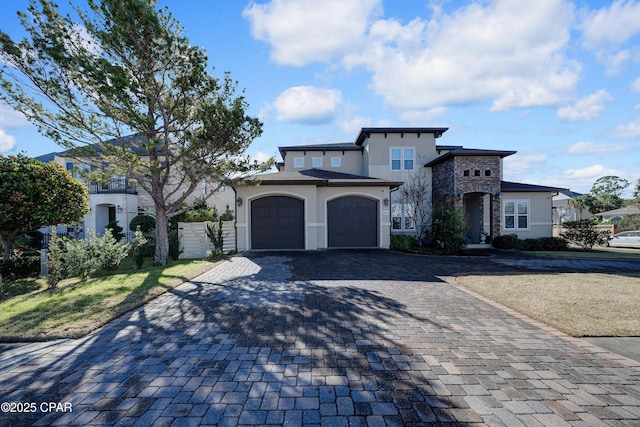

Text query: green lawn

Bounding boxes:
[0,259,218,341]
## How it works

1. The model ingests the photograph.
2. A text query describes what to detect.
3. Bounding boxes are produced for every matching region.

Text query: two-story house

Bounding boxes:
[35,136,234,239]
[233,127,565,250]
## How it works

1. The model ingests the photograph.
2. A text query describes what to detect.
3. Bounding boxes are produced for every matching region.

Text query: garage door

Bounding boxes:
[251,196,304,249]
[328,196,378,247]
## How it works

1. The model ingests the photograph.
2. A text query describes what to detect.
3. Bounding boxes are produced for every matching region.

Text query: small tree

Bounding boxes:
[588,176,630,213]
[398,169,432,242]
[0,154,88,261]
[129,215,156,233]
[106,220,125,242]
[560,219,610,250]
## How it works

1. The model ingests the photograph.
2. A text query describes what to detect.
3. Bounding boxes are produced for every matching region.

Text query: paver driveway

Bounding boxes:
[1,250,640,426]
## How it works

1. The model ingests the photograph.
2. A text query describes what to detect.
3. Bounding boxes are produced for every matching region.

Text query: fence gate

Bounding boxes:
[178,221,235,259]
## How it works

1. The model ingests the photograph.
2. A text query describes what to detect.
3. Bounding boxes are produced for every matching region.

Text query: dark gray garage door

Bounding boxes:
[328,196,378,247]
[251,196,304,249]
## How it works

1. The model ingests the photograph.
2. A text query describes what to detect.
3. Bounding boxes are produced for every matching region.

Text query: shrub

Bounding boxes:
[220,206,234,221]
[90,229,131,271]
[617,214,640,231]
[129,215,156,233]
[492,234,520,250]
[106,220,125,242]
[428,207,468,254]
[538,237,568,251]
[390,234,416,251]
[561,219,610,250]
[129,228,149,269]
[184,208,217,223]
[168,228,181,261]
[0,249,40,280]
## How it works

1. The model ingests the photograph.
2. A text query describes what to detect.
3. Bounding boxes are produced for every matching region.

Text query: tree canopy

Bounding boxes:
[0,154,89,261]
[587,175,629,214]
[0,0,272,265]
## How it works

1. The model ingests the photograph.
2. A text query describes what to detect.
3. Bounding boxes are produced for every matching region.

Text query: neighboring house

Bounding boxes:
[35,136,234,238]
[552,190,592,223]
[598,205,640,222]
[233,127,565,250]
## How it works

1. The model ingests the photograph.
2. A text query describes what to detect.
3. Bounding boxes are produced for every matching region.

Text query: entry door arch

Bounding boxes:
[327,196,378,247]
[251,195,305,249]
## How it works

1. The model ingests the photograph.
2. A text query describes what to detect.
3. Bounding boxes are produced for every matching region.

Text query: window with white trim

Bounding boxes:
[390,147,415,171]
[392,203,415,230]
[331,157,341,167]
[294,157,304,168]
[503,200,529,230]
[312,157,322,168]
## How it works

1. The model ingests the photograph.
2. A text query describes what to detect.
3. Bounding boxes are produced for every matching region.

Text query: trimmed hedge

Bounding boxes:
[492,234,568,251]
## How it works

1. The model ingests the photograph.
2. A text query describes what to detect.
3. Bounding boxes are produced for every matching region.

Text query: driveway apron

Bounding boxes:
[1,250,639,426]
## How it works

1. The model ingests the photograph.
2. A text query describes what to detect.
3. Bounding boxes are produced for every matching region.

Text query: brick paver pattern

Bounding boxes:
[1,250,639,426]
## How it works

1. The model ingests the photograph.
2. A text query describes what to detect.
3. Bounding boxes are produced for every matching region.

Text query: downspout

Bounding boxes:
[232,185,238,253]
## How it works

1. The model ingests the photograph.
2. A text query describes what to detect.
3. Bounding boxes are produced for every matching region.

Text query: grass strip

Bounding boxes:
[0,259,217,341]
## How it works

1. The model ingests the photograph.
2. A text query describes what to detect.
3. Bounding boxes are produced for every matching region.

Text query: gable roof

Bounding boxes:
[236,168,402,188]
[355,127,448,146]
[424,148,517,167]
[501,181,566,193]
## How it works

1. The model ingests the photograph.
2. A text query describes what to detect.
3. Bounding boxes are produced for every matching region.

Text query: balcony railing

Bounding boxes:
[87,178,137,194]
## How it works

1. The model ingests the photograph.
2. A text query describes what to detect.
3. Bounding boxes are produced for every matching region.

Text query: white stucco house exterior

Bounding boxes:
[35,137,234,238]
[233,127,566,251]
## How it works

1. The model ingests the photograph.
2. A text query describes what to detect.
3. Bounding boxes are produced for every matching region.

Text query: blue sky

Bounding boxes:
[1,0,640,196]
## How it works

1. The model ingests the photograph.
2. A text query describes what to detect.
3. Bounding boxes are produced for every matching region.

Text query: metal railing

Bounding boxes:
[87,178,137,194]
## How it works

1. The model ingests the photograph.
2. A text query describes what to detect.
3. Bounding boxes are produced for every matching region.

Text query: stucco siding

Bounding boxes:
[501,191,555,239]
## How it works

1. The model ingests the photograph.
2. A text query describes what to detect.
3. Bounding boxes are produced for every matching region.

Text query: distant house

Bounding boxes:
[598,205,640,222]
[35,136,234,238]
[553,190,592,223]
[233,127,565,250]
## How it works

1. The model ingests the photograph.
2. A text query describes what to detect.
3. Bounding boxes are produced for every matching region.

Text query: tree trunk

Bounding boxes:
[154,204,170,266]
[0,235,12,262]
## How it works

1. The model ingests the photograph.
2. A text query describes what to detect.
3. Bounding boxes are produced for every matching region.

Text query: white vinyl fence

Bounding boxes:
[178,221,235,259]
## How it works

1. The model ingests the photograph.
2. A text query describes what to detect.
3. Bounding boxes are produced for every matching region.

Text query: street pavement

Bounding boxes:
[0,250,639,426]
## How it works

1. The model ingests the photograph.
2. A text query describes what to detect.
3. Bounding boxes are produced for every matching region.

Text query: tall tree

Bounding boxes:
[567,195,590,220]
[634,178,640,208]
[588,176,629,213]
[0,0,271,265]
[0,154,88,261]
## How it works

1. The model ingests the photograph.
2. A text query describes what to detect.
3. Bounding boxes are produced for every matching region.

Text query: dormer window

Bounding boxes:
[391,147,414,171]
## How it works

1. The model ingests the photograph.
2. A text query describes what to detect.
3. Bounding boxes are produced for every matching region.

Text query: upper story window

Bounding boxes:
[331,157,341,167]
[503,200,529,230]
[390,147,414,171]
[294,157,304,168]
[312,157,322,168]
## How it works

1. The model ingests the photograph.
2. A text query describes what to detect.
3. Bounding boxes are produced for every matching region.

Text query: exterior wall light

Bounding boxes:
[383,197,389,206]
[237,197,243,206]
[116,205,123,213]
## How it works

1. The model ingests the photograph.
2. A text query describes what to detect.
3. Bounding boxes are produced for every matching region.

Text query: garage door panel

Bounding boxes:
[251,196,304,249]
[328,196,378,247]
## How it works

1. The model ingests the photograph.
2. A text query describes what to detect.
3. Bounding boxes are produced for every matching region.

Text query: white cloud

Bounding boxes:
[539,164,622,192]
[632,76,640,93]
[581,0,640,72]
[557,90,612,121]
[273,86,342,124]
[0,129,17,152]
[503,152,547,175]
[0,103,28,129]
[251,151,275,164]
[611,117,640,139]
[568,141,631,154]
[346,0,580,112]
[243,0,381,66]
